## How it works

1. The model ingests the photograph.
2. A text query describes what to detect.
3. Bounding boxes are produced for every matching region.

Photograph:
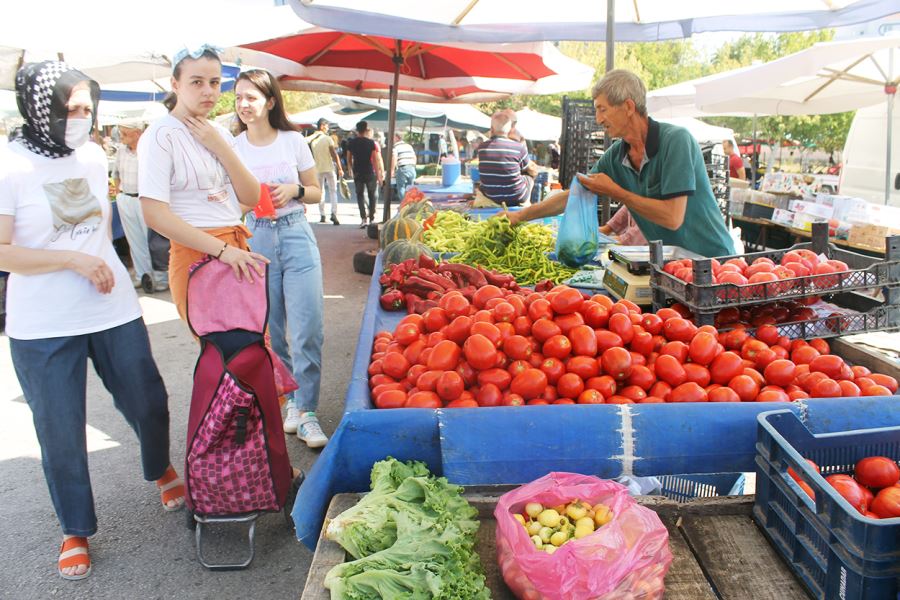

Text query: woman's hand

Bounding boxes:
[67,252,116,294]
[267,183,297,208]
[218,245,270,283]
[183,116,230,157]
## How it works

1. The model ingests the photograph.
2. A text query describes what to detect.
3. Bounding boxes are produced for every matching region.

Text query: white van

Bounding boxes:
[839,101,900,208]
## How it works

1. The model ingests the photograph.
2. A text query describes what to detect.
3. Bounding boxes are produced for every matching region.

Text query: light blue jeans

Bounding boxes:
[116,192,168,285]
[247,211,324,413]
[396,164,417,201]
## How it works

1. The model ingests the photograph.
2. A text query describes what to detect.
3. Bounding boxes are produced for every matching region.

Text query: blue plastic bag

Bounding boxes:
[555,177,598,267]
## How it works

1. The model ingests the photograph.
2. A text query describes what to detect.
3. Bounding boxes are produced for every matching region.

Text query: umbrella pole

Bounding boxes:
[751,113,758,188]
[382,44,402,222]
[605,0,614,71]
[885,49,895,206]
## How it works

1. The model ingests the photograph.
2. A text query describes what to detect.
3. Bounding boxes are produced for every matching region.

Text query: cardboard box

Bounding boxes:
[789,200,833,220]
[743,202,775,220]
[770,208,795,226]
[847,223,900,250]
[792,211,828,231]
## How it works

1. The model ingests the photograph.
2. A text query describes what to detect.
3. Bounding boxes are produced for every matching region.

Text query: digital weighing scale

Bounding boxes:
[601,246,702,305]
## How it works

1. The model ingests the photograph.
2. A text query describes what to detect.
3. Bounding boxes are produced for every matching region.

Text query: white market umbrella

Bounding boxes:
[693,35,900,203]
[514,107,561,141]
[289,0,900,44]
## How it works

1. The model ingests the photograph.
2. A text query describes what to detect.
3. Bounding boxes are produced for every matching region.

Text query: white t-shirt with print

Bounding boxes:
[0,141,141,340]
[233,130,316,218]
[138,114,243,227]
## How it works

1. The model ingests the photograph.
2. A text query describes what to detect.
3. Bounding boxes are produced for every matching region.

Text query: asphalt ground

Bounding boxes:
[0,198,379,600]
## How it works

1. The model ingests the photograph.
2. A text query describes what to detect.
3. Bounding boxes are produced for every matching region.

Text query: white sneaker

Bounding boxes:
[283,407,301,434]
[297,412,328,448]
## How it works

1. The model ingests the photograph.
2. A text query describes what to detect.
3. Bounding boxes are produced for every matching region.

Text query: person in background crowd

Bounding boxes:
[391,132,417,201]
[549,139,561,170]
[0,61,180,582]
[723,139,745,180]
[477,111,537,207]
[507,69,733,258]
[113,122,169,292]
[307,117,342,225]
[346,120,383,227]
[600,205,647,245]
[138,45,267,323]
[233,69,328,448]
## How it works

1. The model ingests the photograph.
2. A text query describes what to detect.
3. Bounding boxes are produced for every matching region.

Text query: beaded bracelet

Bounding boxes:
[215,242,228,260]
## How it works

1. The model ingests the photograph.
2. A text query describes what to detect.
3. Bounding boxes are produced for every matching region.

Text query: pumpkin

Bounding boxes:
[399,201,436,222]
[382,238,432,268]
[379,215,422,249]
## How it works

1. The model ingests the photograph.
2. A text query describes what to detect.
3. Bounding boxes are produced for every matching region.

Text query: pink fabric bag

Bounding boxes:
[494,472,672,600]
[183,258,292,516]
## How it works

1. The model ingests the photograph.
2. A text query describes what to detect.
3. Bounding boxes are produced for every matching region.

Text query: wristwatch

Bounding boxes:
[295,184,305,199]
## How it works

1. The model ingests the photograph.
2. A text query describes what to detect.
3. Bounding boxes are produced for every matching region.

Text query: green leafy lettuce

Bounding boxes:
[323,458,491,600]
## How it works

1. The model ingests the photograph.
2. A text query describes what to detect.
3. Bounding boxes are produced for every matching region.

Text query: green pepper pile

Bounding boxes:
[448,216,577,285]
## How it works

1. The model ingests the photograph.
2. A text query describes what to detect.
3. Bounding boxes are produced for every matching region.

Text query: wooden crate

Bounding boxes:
[301,492,811,600]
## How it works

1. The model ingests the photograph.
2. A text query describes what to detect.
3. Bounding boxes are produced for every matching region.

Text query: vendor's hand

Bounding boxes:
[501,210,523,226]
[183,116,229,157]
[219,245,270,283]
[267,183,296,208]
[577,172,622,198]
[68,252,115,294]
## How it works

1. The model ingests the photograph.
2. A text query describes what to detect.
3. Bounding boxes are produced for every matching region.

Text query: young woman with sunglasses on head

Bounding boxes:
[138,46,268,323]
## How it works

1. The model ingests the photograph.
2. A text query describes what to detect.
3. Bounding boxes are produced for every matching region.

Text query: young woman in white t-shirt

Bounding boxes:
[233,69,329,448]
[138,46,268,322]
[0,62,182,581]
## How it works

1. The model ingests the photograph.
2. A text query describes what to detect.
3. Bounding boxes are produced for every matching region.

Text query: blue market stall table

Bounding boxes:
[292,250,900,549]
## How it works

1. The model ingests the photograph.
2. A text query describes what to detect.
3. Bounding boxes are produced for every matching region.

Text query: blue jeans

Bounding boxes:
[247,211,324,412]
[10,318,170,536]
[396,164,416,201]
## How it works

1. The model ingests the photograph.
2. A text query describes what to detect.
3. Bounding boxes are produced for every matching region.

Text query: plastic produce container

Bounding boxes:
[754,409,900,600]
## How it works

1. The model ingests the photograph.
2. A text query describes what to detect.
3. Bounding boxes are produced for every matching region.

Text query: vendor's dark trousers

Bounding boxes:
[10,318,171,536]
[354,174,378,222]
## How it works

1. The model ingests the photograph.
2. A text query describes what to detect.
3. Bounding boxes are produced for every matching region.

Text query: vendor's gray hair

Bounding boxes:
[491,111,513,135]
[591,69,647,117]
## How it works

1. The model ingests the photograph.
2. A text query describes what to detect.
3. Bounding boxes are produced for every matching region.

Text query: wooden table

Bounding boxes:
[301,492,811,600]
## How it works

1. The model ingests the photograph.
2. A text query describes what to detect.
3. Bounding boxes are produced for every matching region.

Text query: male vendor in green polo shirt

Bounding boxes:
[507,69,734,258]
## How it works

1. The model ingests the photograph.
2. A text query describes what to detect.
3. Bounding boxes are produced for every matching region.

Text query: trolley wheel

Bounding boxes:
[353,249,378,275]
[186,509,197,530]
[366,222,380,240]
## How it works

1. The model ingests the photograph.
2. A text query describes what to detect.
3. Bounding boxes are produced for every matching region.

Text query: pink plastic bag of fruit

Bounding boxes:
[495,472,672,600]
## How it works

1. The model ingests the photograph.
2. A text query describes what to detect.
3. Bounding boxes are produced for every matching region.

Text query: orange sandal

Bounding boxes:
[157,466,185,512]
[58,536,91,581]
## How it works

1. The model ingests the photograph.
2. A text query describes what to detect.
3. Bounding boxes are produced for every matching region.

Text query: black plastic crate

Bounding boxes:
[755,410,900,600]
[693,291,900,338]
[649,223,900,311]
[559,97,605,189]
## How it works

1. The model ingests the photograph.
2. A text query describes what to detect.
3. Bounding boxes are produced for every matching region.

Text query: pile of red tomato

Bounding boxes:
[663,248,851,295]
[367,284,899,409]
[790,456,900,519]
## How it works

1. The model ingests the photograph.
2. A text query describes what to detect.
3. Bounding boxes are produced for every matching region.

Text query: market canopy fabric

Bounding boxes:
[288,104,375,130]
[334,96,491,131]
[513,108,562,141]
[289,0,900,43]
[647,69,760,119]
[229,29,594,102]
[693,35,900,116]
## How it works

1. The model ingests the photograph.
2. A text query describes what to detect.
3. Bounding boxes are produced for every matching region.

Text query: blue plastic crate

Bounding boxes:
[658,472,746,502]
[755,410,900,600]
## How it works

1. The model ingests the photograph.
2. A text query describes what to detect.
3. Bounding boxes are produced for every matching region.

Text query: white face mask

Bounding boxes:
[65,118,93,149]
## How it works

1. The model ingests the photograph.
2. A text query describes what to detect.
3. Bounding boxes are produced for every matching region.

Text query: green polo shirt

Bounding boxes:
[590,118,734,258]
